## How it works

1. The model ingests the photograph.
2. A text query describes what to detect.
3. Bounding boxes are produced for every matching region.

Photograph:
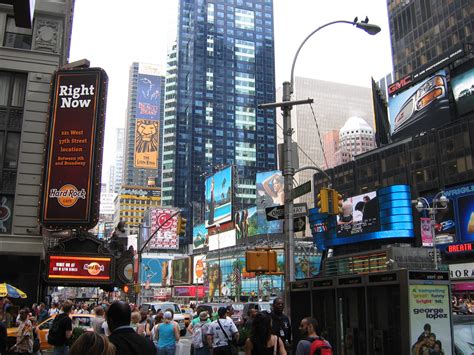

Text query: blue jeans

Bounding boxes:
[158,344,176,355]
[53,345,69,355]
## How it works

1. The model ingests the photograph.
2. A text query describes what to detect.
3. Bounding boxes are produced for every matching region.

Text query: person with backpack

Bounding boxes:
[295,317,332,355]
[207,307,239,355]
[190,312,211,355]
[47,301,73,355]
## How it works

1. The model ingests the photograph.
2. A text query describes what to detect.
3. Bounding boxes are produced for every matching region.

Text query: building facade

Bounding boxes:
[123,63,165,188]
[387,0,474,80]
[338,116,376,165]
[111,127,125,193]
[0,0,75,303]
[162,0,277,225]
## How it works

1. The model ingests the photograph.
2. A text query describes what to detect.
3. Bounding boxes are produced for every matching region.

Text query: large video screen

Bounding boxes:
[337,191,379,236]
[140,257,173,286]
[388,70,450,140]
[451,62,474,116]
[254,170,284,235]
[205,166,233,227]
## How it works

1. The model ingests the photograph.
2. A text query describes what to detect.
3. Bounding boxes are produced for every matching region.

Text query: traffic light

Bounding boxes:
[331,189,343,215]
[122,284,130,294]
[317,188,330,214]
[177,216,187,236]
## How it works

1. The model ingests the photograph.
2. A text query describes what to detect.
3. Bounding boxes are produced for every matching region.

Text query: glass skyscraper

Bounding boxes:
[162,0,277,228]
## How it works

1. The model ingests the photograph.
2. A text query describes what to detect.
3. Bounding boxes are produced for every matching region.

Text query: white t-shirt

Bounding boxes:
[208,318,238,348]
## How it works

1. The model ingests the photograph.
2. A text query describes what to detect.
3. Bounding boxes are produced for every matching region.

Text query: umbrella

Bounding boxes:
[0,283,27,298]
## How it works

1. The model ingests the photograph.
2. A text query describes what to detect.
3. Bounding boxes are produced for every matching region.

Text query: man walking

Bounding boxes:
[207,307,239,355]
[48,301,73,355]
[270,298,292,347]
[295,318,331,355]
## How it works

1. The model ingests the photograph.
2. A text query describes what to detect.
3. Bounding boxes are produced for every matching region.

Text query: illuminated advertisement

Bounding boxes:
[140,257,173,286]
[174,286,207,298]
[149,208,179,249]
[40,68,108,229]
[255,170,284,234]
[193,223,208,250]
[409,285,452,355]
[47,255,112,283]
[337,191,379,236]
[205,166,233,227]
[235,206,258,244]
[388,70,450,140]
[311,185,414,248]
[451,60,474,116]
[193,255,206,284]
[172,257,191,285]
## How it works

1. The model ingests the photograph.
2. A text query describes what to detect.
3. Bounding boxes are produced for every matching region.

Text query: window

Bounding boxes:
[235,8,255,30]
[235,39,255,62]
[3,16,32,49]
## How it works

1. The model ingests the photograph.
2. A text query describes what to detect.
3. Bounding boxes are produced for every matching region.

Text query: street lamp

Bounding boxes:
[216,223,221,298]
[414,192,449,270]
[259,18,381,313]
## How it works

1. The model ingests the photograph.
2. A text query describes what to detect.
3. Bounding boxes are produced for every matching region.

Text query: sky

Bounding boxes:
[69,0,393,184]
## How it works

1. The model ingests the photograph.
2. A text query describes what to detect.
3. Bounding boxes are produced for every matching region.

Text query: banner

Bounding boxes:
[47,255,112,282]
[149,208,179,249]
[193,255,206,284]
[255,170,284,234]
[134,119,159,168]
[409,284,452,355]
[420,218,433,247]
[193,223,208,250]
[205,166,233,227]
[40,68,108,229]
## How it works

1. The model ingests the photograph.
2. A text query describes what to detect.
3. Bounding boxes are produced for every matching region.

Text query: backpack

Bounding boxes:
[47,313,67,346]
[192,322,208,348]
[309,337,332,355]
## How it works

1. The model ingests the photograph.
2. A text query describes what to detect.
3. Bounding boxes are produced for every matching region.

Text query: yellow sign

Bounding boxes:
[134,119,159,169]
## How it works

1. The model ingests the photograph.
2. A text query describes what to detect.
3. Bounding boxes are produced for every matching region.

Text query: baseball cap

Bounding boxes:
[199,311,209,320]
[164,311,173,319]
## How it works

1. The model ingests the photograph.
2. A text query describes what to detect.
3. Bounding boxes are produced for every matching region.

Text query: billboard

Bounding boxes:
[193,223,208,250]
[40,68,108,229]
[205,166,233,227]
[208,226,236,251]
[172,257,191,285]
[47,255,112,284]
[235,207,258,244]
[140,257,173,286]
[337,191,379,236]
[255,170,284,234]
[451,60,474,116]
[409,284,452,355]
[134,119,159,169]
[388,70,450,140]
[193,255,206,284]
[149,208,179,249]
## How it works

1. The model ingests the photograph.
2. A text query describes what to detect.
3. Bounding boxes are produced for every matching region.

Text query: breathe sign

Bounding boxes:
[40,68,108,229]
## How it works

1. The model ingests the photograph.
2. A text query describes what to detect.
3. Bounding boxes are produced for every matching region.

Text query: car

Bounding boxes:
[7,313,95,351]
[453,314,474,354]
[241,302,272,326]
[142,302,187,336]
[458,88,472,99]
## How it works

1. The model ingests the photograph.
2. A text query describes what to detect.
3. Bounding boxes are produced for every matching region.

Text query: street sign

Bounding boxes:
[266,203,308,221]
[291,180,312,200]
[294,216,306,232]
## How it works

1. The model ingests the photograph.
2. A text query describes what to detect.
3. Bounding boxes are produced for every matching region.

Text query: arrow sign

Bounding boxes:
[266,203,308,221]
[291,180,312,200]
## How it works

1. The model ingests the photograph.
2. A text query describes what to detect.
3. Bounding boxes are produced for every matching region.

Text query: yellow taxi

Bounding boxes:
[7,313,95,351]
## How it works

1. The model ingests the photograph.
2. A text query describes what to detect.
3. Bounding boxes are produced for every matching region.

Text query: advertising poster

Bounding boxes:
[388,70,450,139]
[337,191,379,236]
[193,255,206,284]
[455,193,474,243]
[294,254,322,279]
[420,218,433,247]
[255,170,284,235]
[451,62,474,116]
[205,166,233,227]
[172,257,191,285]
[409,284,452,355]
[235,206,257,244]
[193,223,208,250]
[208,227,236,251]
[47,255,112,282]
[149,208,179,249]
[140,257,173,286]
[416,195,455,245]
[134,119,159,169]
[40,68,107,229]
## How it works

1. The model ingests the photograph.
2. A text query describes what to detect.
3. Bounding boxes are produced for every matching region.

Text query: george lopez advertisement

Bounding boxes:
[39,68,108,229]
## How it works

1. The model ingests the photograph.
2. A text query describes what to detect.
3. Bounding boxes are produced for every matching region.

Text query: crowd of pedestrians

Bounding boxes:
[0,297,332,355]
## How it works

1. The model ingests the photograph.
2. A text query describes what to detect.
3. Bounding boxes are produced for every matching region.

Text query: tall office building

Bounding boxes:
[113,127,125,193]
[387,0,473,80]
[123,63,165,188]
[162,0,277,220]
[277,77,374,206]
[0,0,75,301]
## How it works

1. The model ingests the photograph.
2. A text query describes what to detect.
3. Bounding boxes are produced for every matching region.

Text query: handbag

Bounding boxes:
[217,319,238,355]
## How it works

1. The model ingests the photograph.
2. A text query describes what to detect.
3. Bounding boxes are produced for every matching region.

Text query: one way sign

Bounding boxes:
[265,203,308,221]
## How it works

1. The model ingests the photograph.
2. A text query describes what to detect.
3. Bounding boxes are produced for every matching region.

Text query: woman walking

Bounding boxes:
[155,311,180,355]
[11,310,33,354]
[245,312,286,355]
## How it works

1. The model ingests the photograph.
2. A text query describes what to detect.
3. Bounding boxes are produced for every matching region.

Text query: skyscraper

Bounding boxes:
[162,0,277,221]
[113,127,125,193]
[387,0,473,80]
[123,63,165,188]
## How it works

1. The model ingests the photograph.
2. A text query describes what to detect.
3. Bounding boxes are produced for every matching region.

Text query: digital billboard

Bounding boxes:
[451,60,474,116]
[193,223,208,250]
[149,208,179,249]
[193,255,206,284]
[141,257,173,286]
[388,70,450,140]
[205,166,233,227]
[40,68,108,229]
[255,170,284,234]
[47,255,112,284]
[337,191,379,236]
[172,257,191,285]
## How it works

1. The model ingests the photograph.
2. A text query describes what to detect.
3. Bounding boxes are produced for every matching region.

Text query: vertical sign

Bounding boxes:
[40,68,108,229]
[420,218,433,247]
[408,284,452,355]
[149,208,179,249]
